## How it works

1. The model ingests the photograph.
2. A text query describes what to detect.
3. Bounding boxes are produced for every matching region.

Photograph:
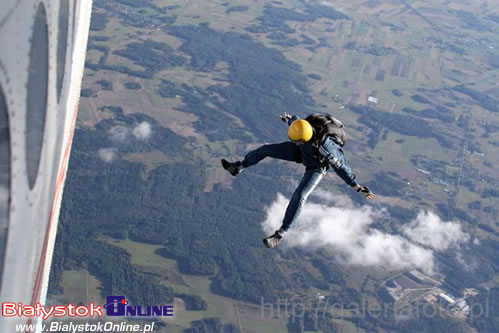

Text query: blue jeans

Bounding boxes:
[242,142,326,231]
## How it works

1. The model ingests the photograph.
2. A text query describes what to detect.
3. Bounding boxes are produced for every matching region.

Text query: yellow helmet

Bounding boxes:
[288,119,313,142]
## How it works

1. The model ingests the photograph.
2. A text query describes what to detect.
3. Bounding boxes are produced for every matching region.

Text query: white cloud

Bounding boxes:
[108,126,129,143]
[133,122,152,140]
[261,192,470,274]
[402,211,469,250]
[108,122,152,142]
[98,148,117,163]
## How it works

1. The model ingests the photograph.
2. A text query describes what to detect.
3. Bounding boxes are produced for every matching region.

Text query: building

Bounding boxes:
[438,293,456,305]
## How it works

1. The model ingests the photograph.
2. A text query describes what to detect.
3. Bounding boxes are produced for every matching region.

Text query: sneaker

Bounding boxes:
[263,229,285,248]
[221,159,243,176]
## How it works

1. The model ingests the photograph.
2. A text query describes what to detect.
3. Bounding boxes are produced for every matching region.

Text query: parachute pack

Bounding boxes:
[305,113,346,147]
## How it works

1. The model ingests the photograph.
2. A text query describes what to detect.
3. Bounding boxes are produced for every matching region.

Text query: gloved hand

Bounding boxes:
[355,185,376,200]
[280,112,292,123]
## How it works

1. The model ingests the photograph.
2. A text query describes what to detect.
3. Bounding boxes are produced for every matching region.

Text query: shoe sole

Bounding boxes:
[263,238,271,248]
[221,159,239,176]
[263,238,278,248]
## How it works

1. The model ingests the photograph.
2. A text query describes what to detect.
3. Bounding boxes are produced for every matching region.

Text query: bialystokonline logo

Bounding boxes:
[1,296,173,320]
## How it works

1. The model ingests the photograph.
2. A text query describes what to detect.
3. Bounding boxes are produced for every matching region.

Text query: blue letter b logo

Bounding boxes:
[105,296,126,316]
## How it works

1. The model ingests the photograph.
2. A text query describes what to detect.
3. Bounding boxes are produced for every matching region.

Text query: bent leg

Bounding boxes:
[242,141,300,168]
[280,168,326,231]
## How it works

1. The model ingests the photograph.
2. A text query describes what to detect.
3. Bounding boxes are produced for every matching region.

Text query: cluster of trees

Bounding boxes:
[410,94,433,105]
[87,44,110,65]
[392,89,403,97]
[467,286,499,332]
[226,6,248,14]
[454,85,498,113]
[438,204,481,226]
[90,12,109,31]
[344,41,399,56]
[348,104,455,149]
[246,3,348,35]
[477,223,495,234]
[287,311,339,333]
[124,82,142,90]
[157,79,182,98]
[113,40,187,73]
[453,10,491,32]
[479,122,499,138]
[467,200,481,210]
[310,259,345,285]
[300,34,315,45]
[268,35,301,47]
[366,171,409,197]
[481,188,499,198]
[164,24,317,142]
[86,39,186,79]
[115,0,162,10]
[385,204,417,224]
[88,35,110,42]
[402,105,455,123]
[427,37,466,55]
[86,63,152,79]
[175,293,207,311]
[437,238,499,295]
[376,287,395,303]
[307,73,322,80]
[96,80,113,91]
[247,6,312,34]
[80,88,96,98]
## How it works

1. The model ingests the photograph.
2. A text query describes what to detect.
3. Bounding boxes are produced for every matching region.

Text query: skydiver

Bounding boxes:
[221,112,376,248]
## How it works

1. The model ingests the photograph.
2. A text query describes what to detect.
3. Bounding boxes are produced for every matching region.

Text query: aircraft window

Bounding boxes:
[26,3,49,189]
[56,0,69,102]
[0,87,10,293]
[72,0,78,43]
